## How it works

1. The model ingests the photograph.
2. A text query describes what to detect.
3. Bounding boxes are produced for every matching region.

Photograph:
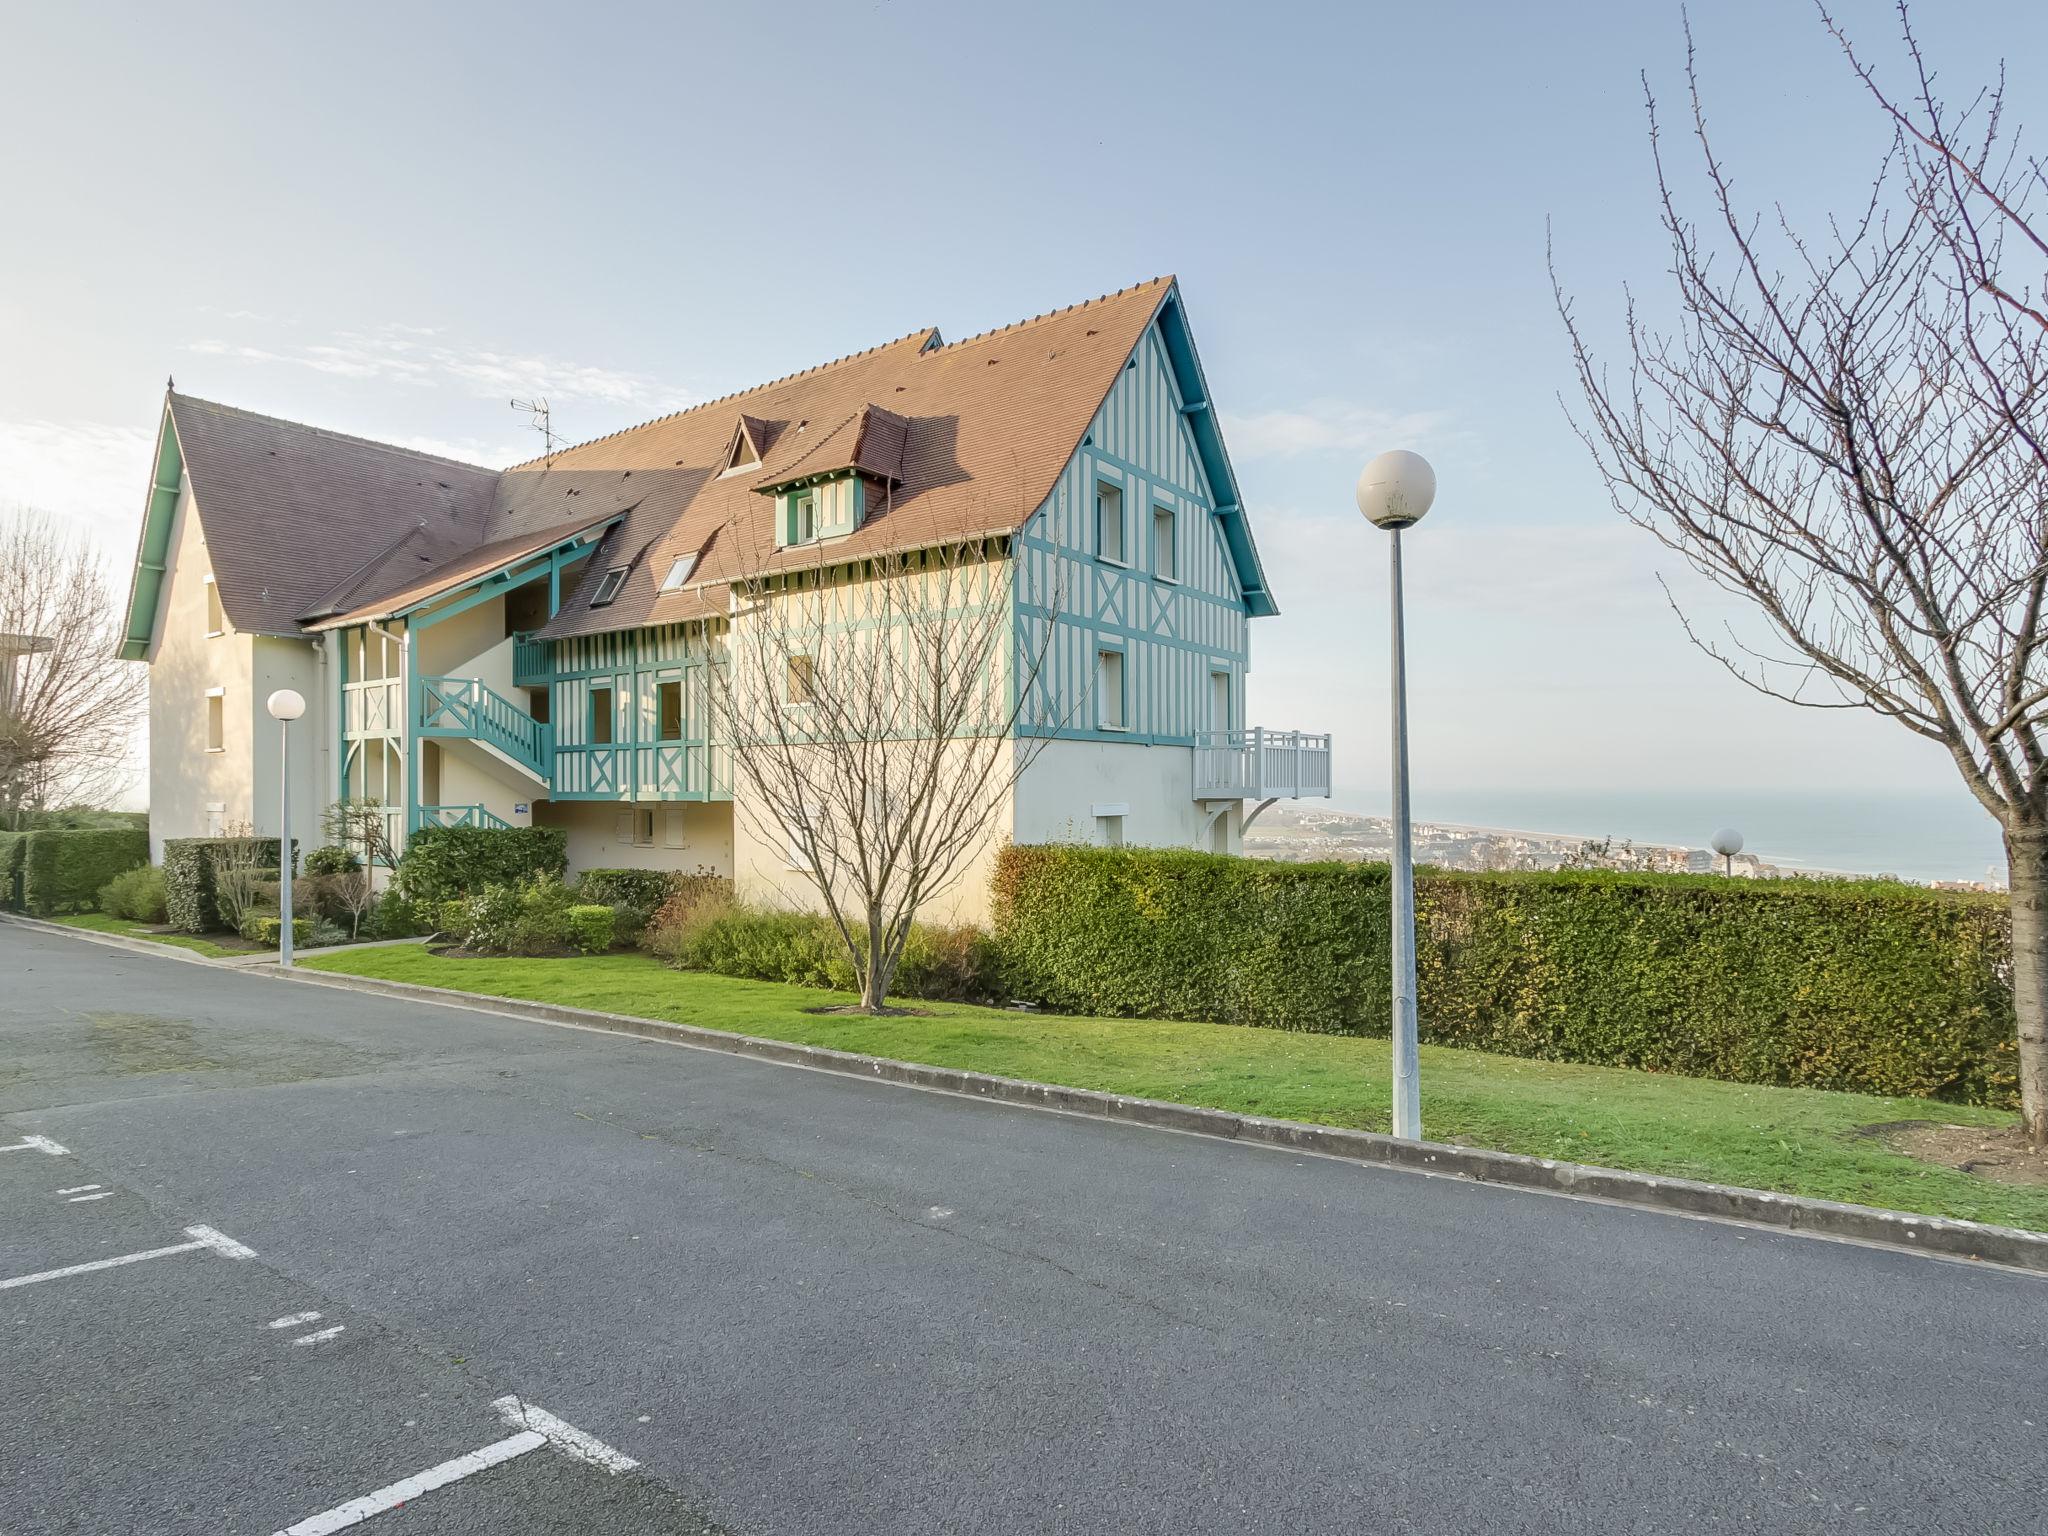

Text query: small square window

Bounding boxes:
[1095,481,1125,563]
[660,554,697,591]
[204,576,224,636]
[1097,648,1125,730]
[590,566,629,607]
[656,679,683,741]
[1096,813,1125,848]
[635,807,657,846]
[1152,506,1176,581]
[205,691,225,752]
[590,685,615,744]
[786,655,816,705]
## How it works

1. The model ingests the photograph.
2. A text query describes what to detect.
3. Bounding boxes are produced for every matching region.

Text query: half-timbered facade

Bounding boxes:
[119,278,1328,918]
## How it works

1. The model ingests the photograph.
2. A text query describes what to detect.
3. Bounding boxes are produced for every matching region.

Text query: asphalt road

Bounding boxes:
[1,922,2042,1535]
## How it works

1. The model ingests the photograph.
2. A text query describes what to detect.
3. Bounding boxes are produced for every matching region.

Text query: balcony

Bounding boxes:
[1193,728,1332,801]
[416,675,552,782]
[342,676,403,738]
[551,741,730,802]
[512,632,549,688]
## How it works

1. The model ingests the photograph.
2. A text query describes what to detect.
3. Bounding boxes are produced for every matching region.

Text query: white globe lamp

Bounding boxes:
[1710,827,1744,877]
[1355,449,1438,531]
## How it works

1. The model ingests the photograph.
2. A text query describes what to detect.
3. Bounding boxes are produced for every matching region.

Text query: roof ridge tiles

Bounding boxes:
[921,275,1174,355]
[501,325,943,471]
[169,393,501,474]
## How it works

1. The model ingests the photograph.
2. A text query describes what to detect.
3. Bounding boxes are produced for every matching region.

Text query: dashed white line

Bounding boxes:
[0,1225,256,1291]
[272,1430,547,1535]
[291,1325,345,1346]
[57,1184,101,1195]
[269,1311,323,1329]
[0,1134,68,1155]
[66,1191,114,1203]
[492,1395,640,1473]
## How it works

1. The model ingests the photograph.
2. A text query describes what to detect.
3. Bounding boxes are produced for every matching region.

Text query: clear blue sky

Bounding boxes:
[4,0,2042,825]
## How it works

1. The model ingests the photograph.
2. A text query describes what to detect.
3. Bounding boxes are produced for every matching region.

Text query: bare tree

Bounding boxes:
[715,536,1062,1012]
[0,509,145,828]
[1554,3,2048,1139]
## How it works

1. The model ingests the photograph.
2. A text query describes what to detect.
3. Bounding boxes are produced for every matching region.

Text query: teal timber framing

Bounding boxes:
[538,620,728,803]
[117,406,186,659]
[1011,303,1254,748]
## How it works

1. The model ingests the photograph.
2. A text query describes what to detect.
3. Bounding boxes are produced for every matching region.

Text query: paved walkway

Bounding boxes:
[2,921,2040,1533]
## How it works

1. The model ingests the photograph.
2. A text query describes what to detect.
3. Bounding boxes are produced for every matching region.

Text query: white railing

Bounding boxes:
[342,677,403,738]
[1193,728,1333,800]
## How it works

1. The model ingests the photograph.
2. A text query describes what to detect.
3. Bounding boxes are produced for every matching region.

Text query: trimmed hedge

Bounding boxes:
[990,845,2018,1108]
[396,825,567,905]
[162,837,296,932]
[566,904,617,955]
[18,828,150,916]
[0,832,24,910]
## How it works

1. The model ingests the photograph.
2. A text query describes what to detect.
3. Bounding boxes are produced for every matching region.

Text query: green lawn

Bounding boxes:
[51,912,247,959]
[300,944,2048,1233]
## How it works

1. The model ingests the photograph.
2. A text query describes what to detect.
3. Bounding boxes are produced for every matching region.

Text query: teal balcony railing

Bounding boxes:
[512,632,549,687]
[415,675,552,780]
[415,803,512,832]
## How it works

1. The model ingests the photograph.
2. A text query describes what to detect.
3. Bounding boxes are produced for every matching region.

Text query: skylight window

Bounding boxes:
[660,554,698,591]
[589,566,629,607]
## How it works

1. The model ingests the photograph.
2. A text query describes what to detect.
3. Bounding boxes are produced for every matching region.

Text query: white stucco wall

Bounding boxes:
[1012,737,1234,854]
[145,485,255,859]
[249,634,327,856]
[536,799,734,878]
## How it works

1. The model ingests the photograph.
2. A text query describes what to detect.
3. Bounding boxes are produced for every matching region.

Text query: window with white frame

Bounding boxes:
[205,688,225,752]
[1096,647,1126,730]
[660,553,697,591]
[1095,480,1125,563]
[1152,504,1177,581]
[792,491,818,545]
[636,807,657,846]
[204,575,224,636]
[786,654,817,706]
[589,566,629,607]
[1096,814,1125,847]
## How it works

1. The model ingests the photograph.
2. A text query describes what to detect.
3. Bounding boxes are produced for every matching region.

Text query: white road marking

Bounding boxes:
[66,1191,114,1203]
[272,1430,547,1535]
[492,1395,639,1473]
[269,1311,323,1329]
[57,1184,101,1195]
[291,1325,345,1346]
[0,1134,68,1155]
[0,1225,255,1292]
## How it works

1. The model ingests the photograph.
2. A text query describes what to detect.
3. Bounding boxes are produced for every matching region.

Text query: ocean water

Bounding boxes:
[1397,788,2008,885]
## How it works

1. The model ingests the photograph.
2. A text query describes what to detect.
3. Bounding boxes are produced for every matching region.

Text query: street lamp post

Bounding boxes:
[267,689,307,967]
[1356,450,1437,1142]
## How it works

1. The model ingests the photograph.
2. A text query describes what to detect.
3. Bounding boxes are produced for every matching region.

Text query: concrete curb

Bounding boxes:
[250,957,2048,1277]
[0,910,227,964]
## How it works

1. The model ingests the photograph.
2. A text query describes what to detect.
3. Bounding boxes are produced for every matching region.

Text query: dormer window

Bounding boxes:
[720,418,764,477]
[792,491,817,544]
[660,553,698,591]
[589,565,629,607]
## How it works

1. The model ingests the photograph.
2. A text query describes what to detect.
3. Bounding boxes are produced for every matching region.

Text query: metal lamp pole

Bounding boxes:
[267,689,307,967]
[1357,451,1437,1141]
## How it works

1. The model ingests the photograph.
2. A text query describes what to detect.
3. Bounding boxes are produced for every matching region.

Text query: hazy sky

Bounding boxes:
[3,0,2043,814]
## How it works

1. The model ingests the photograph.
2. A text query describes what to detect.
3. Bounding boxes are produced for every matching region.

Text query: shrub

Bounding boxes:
[368,887,422,939]
[566,904,618,955]
[449,874,581,955]
[637,875,736,955]
[162,836,295,932]
[648,898,853,989]
[304,844,362,876]
[239,914,315,948]
[989,845,2019,1107]
[893,922,1003,1003]
[308,917,350,948]
[0,831,28,910]
[396,825,567,906]
[99,864,169,924]
[19,828,151,916]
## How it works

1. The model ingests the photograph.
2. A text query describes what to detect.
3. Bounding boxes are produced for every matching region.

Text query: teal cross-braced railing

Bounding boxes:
[415,675,553,779]
[415,803,512,832]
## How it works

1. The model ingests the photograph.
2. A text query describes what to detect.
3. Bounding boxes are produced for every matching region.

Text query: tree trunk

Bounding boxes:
[2008,822,2048,1145]
[859,918,891,1013]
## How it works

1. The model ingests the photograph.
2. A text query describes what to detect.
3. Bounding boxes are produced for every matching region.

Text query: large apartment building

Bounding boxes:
[117,278,1330,920]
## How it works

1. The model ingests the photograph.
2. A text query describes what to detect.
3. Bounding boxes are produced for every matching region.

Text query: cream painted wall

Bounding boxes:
[250,634,327,856]
[536,799,733,877]
[433,744,537,827]
[1012,737,1236,854]
[145,485,255,859]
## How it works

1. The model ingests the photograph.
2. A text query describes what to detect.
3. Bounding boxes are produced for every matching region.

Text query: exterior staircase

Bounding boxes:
[416,676,553,785]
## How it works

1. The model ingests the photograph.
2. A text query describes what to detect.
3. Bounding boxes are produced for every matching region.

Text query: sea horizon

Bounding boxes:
[1322,787,2009,886]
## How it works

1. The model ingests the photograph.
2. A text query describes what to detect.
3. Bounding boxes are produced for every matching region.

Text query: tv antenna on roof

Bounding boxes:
[510,397,561,463]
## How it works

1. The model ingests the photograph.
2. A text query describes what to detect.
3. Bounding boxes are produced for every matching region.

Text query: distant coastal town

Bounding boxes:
[1242,804,2004,892]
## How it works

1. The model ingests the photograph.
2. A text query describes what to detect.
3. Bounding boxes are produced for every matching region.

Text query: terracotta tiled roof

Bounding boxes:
[166,395,499,635]
[163,277,1201,644]
[532,277,1178,639]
